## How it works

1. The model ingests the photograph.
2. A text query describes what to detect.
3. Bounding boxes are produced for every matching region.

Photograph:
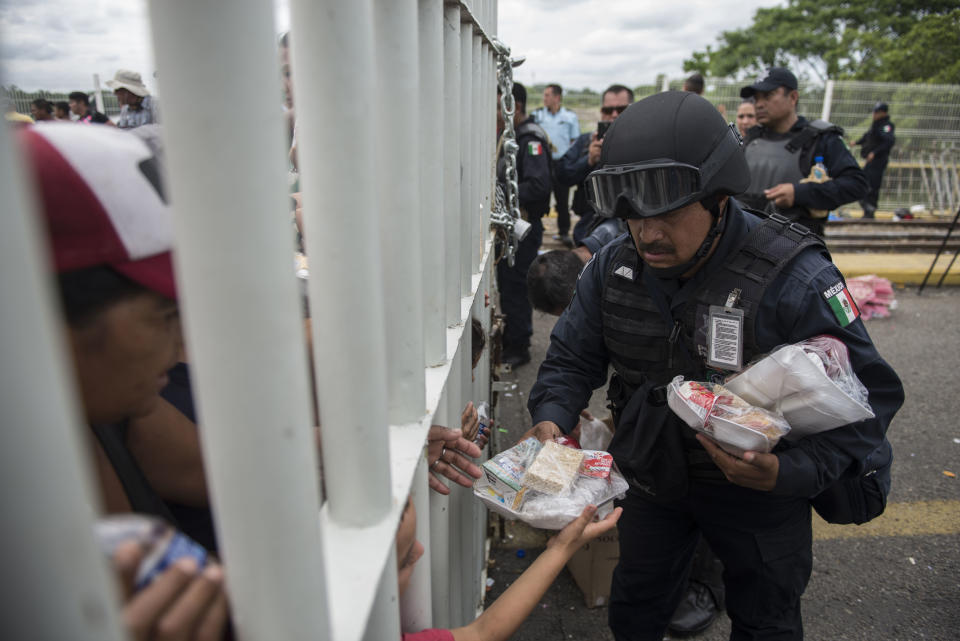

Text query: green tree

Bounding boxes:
[683,0,960,82]
[877,9,960,83]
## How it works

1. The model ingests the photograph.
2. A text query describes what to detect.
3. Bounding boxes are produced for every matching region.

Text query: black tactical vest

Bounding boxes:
[601,214,827,480]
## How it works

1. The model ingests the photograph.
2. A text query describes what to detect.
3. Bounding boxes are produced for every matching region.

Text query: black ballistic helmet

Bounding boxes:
[588,91,751,219]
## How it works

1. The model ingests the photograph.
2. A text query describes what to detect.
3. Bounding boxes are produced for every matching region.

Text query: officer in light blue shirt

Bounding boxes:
[533,84,580,246]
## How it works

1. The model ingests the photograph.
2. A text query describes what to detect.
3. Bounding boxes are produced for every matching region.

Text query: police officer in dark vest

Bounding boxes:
[854,102,896,218]
[525,91,903,640]
[496,81,552,368]
[738,67,868,237]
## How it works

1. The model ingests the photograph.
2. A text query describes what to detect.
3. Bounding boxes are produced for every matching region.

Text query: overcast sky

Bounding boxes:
[1,0,781,93]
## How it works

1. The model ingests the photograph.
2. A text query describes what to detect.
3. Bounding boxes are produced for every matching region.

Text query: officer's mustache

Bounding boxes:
[635,241,675,254]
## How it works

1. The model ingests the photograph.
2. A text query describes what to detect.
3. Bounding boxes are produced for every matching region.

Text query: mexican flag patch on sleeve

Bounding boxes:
[528,141,543,156]
[823,281,860,326]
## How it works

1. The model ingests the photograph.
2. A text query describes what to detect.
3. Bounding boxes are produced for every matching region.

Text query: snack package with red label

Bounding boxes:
[580,450,613,479]
[556,434,581,449]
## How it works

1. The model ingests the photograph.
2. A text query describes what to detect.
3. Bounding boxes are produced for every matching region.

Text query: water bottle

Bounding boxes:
[802,156,830,218]
[809,156,828,183]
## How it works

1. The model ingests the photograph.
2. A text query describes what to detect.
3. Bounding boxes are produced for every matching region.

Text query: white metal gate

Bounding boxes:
[0,1,502,639]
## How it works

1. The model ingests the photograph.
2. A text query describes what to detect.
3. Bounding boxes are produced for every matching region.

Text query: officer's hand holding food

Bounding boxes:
[426,424,482,495]
[114,541,229,641]
[764,183,796,208]
[696,434,779,491]
[587,133,604,167]
[522,420,563,443]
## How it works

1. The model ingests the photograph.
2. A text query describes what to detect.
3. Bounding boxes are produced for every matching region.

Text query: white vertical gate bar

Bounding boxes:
[443,6,463,331]
[428,494,452,628]
[459,20,475,299]
[481,44,492,242]
[1,118,127,641]
[401,456,433,631]
[147,2,330,638]
[458,326,479,620]
[472,33,484,272]
[374,0,427,422]
[445,350,465,625]
[492,0,499,36]
[288,0,393,525]
[821,78,835,123]
[429,390,452,628]
[419,0,447,366]
[362,549,402,641]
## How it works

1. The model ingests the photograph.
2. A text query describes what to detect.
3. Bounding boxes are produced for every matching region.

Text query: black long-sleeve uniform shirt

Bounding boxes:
[528,202,903,499]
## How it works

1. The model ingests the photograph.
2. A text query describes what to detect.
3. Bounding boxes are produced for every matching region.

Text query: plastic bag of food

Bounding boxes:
[579,414,614,451]
[667,376,791,457]
[724,335,874,439]
[474,439,628,530]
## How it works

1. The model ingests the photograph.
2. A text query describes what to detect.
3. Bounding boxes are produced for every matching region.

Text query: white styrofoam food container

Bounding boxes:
[667,376,790,457]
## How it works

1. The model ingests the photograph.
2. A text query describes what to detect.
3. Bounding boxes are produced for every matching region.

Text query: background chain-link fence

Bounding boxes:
[9,77,960,215]
[528,78,960,216]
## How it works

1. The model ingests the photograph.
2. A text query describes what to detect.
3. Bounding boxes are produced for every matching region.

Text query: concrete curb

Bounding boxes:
[833,252,960,286]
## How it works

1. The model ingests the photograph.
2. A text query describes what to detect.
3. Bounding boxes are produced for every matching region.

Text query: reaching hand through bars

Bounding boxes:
[426,424,483,495]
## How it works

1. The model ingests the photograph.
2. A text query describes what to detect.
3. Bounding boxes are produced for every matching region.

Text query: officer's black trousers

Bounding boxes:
[496,216,543,351]
[554,182,571,236]
[609,481,812,641]
[862,161,887,210]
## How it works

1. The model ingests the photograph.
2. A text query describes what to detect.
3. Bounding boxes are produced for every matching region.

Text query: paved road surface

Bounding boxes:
[482,283,960,641]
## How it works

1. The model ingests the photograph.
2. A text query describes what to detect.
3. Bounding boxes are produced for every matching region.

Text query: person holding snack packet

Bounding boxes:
[526,92,903,640]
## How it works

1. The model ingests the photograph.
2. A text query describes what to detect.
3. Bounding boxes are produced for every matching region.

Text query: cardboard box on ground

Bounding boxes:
[566,528,619,608]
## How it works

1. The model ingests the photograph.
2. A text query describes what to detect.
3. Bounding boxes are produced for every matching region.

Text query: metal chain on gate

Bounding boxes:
[490,39,526,267]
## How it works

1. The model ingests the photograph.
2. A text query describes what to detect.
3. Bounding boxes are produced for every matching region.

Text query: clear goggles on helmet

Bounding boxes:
[586,161,704,219]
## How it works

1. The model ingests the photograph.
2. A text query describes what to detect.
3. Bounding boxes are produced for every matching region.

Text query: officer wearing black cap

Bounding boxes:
[854,102,896,218]
[525,91,903,640]
[739,67,868,236]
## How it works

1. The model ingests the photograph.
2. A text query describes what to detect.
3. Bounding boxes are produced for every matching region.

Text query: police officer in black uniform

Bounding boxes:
[525,91,904,640]
[854,102,896,218]
[739,67,868,236]
[556,84,634,245]
[496,81,551,368]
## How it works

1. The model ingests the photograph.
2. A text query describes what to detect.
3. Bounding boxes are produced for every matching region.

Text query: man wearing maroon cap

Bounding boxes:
[19,123,228,640]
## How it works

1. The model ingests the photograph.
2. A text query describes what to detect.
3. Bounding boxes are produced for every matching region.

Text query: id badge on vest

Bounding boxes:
[706,305,744,371]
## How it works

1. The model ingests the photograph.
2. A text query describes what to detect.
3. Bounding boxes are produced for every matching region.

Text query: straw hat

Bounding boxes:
[105,69,151,97]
